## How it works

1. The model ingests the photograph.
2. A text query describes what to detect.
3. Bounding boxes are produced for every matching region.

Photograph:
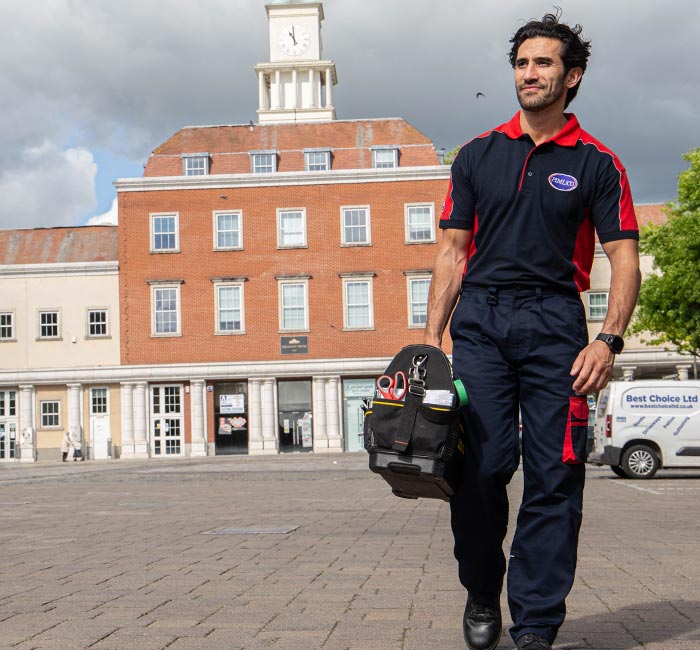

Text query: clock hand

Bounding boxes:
[290,26,297,45]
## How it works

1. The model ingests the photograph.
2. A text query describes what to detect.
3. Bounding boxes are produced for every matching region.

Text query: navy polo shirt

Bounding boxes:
[440,112,639,293]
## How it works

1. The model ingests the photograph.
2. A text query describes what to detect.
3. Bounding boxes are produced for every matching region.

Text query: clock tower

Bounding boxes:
[256,1,337,124]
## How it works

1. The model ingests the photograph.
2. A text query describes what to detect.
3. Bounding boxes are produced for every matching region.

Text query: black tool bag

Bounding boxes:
[363,344,466,501]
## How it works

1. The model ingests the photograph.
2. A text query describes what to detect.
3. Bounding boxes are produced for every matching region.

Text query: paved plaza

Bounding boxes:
[0,454,699,650]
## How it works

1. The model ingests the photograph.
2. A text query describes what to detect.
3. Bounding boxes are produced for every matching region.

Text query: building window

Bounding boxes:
[304,149,331,171]
[216,284,245,334]
[408,276,431,327]
[152,286,181,336]
[214,211,243,250]
[39,311,60,339]
[151,213,179,252]
[0,391,17,417]
[0,312,14,340]
[40,400,60,428]
[406,204,436,242]
[90,388,109,415]
[182,154,209,176]
[87,309,109,337]
[277,209,307,248]
[341,206,371,245]
[343,278,374,330]
[250,151,277,174]
[279,281,308,331]
[588,292,609,320]
[371,147,399,169]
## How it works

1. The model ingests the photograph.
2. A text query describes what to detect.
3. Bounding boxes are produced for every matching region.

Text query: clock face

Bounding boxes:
[279,24,311,56]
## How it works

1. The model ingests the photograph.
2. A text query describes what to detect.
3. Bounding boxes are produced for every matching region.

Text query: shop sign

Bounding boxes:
[281,336,308,355]
[220,394,245,414]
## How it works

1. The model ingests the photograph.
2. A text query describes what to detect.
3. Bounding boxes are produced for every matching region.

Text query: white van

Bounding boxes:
[589,380,700,479]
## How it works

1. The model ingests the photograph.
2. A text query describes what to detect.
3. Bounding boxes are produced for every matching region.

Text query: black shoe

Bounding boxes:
[516,634,552,650]
[462,594,502,650]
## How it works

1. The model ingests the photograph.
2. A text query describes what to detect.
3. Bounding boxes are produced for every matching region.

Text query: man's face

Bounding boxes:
[514,37,571,112]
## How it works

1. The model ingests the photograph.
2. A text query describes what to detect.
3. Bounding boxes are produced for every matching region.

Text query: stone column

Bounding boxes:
[18,384,35,463]
[120,383,135,458]
[308,69,315,107]
[248,379,264,455]
[273,69,281,109]
[258,70,266,110]
[325,376,342,452]
[291,68,298,109]
[133,382,149,458]
[190,379,207,457]
[621,365,637,381]
[261,378,278,454]
[676,364,692,381]
[325,68,333,107]
[67,383,82,451]
[312,377,328,452]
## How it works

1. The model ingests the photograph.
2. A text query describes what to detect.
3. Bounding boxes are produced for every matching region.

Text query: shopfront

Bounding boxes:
[214,382,248,454]
[278,380,313,452]
[342,379,374,452]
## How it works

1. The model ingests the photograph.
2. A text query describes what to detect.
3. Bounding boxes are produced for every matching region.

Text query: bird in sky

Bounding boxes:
[476,92,485,99]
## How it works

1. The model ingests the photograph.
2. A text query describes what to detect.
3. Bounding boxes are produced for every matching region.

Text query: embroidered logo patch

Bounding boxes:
[548,173,578,192]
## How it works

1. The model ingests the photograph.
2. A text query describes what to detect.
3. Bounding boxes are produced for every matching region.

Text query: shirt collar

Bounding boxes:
[498,111,581,147]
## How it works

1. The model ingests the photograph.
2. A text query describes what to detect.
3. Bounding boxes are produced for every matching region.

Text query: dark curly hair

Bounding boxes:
[508,9,591,109]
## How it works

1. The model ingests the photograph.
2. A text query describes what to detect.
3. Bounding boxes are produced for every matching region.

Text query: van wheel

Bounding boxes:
[621,445,660,479]
[610,465,627,478]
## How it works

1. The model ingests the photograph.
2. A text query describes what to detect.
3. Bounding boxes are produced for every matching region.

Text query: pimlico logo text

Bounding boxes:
[548,173,578,192]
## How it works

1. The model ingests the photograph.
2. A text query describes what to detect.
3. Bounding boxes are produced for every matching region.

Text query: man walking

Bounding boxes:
[423,12,641,650]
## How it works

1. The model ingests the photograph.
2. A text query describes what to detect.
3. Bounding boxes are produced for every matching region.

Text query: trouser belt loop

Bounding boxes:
[487,286,498,306]
[535,287,544,302]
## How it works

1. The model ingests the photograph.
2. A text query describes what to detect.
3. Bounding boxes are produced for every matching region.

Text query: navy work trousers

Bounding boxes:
[449,285,590,644]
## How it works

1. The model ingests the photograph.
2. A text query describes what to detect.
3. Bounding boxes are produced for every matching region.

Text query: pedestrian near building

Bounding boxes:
[423,12,641,650]
[60,431,73,462]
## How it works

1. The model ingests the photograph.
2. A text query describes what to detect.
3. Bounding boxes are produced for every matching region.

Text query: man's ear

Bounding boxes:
[565,66,583,88]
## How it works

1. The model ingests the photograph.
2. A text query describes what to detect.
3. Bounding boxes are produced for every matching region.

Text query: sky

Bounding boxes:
[1,0,698,230]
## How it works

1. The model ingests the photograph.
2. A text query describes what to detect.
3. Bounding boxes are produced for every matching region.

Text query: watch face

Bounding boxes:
[279,24,310,56]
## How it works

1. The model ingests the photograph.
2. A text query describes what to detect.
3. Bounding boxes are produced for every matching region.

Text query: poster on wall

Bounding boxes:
[301,412,313,448]
[220,394,245,414]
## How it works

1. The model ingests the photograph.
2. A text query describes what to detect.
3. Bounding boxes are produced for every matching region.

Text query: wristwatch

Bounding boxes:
[595,332,625,354]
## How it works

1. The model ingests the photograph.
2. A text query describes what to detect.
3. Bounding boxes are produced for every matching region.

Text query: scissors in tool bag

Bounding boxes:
[376,371,407,400]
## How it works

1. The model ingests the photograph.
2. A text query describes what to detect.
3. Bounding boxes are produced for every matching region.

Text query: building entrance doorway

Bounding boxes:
[278,380,313,452]
[150,385,184,456]
[0,391,18,461]
[214,382,248,455]
[343,379,374,452]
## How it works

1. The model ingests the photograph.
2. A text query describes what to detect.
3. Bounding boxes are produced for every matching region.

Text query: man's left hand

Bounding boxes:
[570,340,615,395]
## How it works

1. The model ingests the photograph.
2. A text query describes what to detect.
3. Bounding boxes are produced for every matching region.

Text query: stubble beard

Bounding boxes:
[517,75,566,112]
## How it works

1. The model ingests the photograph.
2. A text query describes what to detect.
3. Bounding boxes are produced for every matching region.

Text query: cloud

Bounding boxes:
[0,144,97,229]
[85,197,118,226]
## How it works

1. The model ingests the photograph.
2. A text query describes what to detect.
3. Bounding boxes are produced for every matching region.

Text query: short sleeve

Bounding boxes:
[439,148,476,230]
[592,157,639,244]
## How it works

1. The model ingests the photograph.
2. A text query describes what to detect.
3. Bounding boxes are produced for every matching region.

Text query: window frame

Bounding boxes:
[277,208,308,249]
[151,284,182,337]
[340,205,371,246]
[587,291,609,321]
[215,282,246,335]
[0,311,15,341]
[40,400,61,429]
[342,276,374,331]
[250,150,277,174]
[38,310,61,340]
[213,210,243,251]
[278,279,309,332]
[90,387,110,416]
[406,275,431,328]
[150,213,180,253]
[182,153,210,176]
[304,148,331,172]
[405,203,436,243]
[86,308,110,338]
[371,146,399,169]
